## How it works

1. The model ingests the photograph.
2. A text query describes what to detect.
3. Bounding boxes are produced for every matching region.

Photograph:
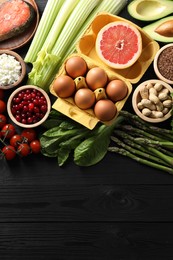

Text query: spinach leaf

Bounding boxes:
[42,119,63,129]
[74,117,123,166]
[57,147,71,166]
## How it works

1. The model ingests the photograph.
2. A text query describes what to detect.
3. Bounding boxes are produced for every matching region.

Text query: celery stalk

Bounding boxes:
[27,50,60,92]
[27,0,100,89]
[60,0,128,65]
[24,0,64,63]
[51,0,100,57]
[41,0,81,53]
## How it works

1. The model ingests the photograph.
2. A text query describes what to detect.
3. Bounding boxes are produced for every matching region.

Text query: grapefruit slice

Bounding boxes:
[95,21,142,69]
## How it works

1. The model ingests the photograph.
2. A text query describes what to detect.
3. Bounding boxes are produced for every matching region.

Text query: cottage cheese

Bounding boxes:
[0,53,22,86]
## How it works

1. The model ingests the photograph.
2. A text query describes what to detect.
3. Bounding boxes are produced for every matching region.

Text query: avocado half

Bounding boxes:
[128,0,173,21]
[143,16,173,42]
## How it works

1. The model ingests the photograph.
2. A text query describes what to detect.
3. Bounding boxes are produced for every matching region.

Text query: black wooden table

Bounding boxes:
[1,1,173,259]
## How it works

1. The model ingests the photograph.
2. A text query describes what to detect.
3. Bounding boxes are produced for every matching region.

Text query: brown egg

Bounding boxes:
[53,75,76,98]
[65,56,88,78]
[86,67,108,90]
[94,99,117,121]
[74,88,96,110]
[106,79,128,102]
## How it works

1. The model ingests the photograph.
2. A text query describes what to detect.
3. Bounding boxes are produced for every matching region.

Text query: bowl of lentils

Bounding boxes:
[7,85,51,128]
[0,50,26,89]
[154,43,173,85]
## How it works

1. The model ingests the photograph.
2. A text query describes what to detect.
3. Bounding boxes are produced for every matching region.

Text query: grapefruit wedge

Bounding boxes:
[95,21,142,69]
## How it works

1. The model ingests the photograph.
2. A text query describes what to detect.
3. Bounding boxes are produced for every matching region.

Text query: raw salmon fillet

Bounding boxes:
[0,0,35,42]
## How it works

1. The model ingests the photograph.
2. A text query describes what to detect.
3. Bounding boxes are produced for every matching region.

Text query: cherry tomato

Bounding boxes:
[0,90,4,99]
[1,124,16,139]
[10,134,24,148]
[30,140,41,154]
[0,114,7,129]
[21,128,37,143]
[17,143,31,157]
[2,145,16,160]
[0,100,6,114]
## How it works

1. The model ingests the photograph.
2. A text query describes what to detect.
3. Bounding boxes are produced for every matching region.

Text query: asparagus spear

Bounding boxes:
[108,146,173,175]
[120,110,173,141]
[135,137,173,150]
[111,136,169,166]
[119,124,168,142]
[113,130,173,167]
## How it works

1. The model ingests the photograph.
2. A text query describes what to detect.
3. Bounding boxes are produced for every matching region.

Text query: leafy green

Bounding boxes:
[40,110,123,167]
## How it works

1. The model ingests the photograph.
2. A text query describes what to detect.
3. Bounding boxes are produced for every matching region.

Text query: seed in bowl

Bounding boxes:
[0,53,21,86]
[10,88,48,124]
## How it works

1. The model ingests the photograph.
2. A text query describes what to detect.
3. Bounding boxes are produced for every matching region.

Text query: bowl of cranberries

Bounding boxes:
[7,85,51,128]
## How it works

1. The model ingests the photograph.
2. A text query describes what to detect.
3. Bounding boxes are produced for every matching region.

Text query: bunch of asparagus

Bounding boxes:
[108,110,173,175]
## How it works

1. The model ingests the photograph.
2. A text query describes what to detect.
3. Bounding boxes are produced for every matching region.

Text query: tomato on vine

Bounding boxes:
[2,145,16,160]
[1,124,16,139]
[21,128,37,143]
[0,100,6,114]
[0,114,7,129]
[17,143,31,157]
[10,134,24,148]
[30,140,41,154]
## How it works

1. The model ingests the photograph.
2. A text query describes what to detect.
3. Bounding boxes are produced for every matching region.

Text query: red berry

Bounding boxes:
[10,88,48,125]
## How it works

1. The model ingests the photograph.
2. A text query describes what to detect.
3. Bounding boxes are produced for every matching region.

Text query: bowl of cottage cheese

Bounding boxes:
[0,50,26,89]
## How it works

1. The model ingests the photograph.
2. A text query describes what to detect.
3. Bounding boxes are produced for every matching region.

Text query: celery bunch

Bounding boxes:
[25,0,128,91]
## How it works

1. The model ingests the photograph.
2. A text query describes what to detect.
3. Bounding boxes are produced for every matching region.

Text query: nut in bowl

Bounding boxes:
[7,85,51,128]
[132,79,173,123]
[0,50,26,90]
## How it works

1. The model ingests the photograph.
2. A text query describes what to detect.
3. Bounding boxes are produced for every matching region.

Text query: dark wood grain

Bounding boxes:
[1,0,173,259]
[1,223,173,260]
[0,184,172,222]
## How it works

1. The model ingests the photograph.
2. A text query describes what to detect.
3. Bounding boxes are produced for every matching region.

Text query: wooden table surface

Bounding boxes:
[1,0,173,259]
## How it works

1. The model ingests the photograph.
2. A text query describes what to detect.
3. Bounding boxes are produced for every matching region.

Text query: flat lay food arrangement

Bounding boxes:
[1,0,173,175]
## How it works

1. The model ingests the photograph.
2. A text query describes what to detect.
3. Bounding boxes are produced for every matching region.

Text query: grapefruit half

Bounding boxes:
[95,21,142,69]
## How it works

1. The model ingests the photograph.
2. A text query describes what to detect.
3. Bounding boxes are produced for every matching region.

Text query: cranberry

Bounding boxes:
[10,88,48,125]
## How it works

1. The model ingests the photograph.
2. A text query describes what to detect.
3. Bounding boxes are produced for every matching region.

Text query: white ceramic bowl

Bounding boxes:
[0,50,26,90]
[7,85,51,128]
[153,43,173,85]
[132,79,173,123]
